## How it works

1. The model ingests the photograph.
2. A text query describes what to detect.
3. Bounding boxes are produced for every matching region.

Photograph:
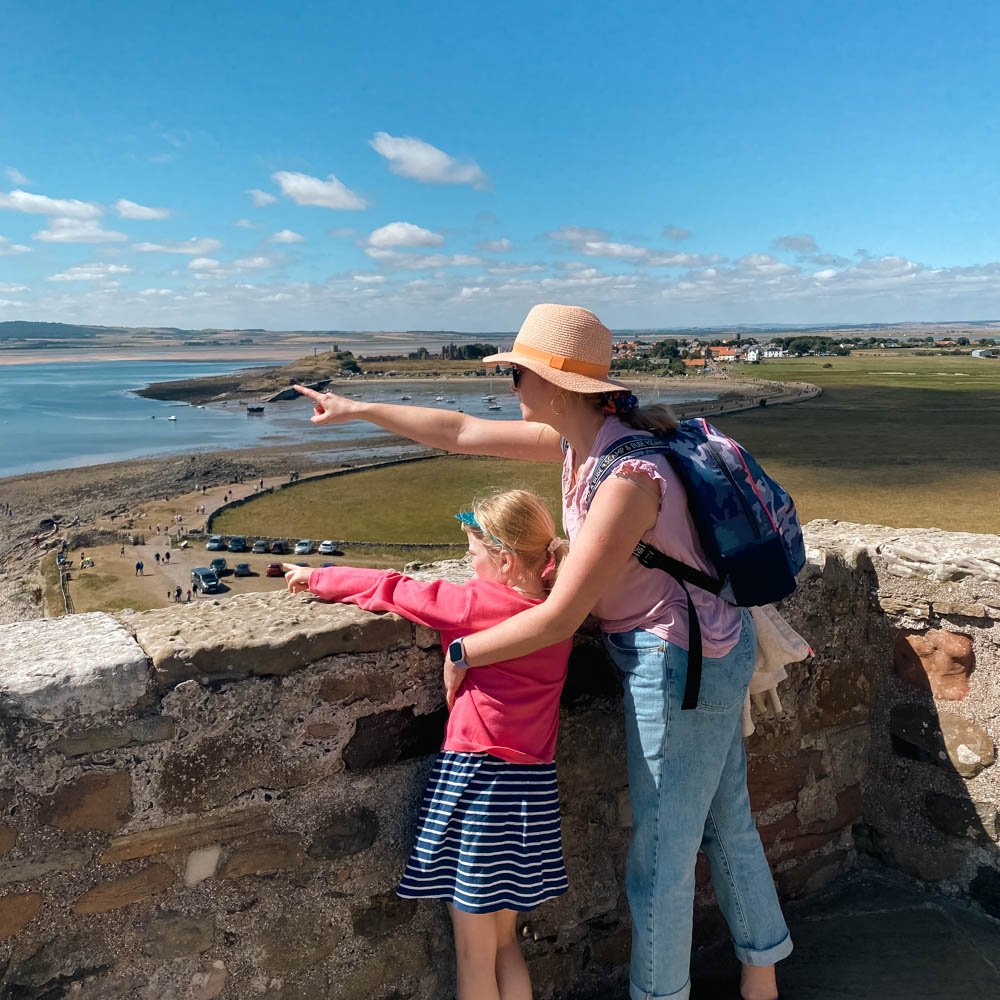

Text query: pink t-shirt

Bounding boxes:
[562,416,743,657]
[309,566,571,764]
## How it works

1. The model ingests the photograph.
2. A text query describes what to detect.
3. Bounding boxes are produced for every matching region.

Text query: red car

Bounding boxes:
[266,562,285,578]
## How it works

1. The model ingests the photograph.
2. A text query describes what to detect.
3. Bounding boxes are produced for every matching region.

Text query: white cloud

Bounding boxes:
[370,132,487,189]
[647,251,722,267]
[581,241,647,259]
[0,189,102,219]
[47,263,132,281]
[546,226,609,243]
[367,221,444,249]
[0,282,29,292]
[272,170,368,210]
[364,248,482,270]
[247,188,277,207]
[772,234,820,255]
[269,229,304,244]
[139,288,176,296]
[663,225,692,241]
[134,237,223,255]
[115,198,169,220]
[487,262,545,275]
[232,256,272,270]
[188,257,221,271]
[5,167,30,186]
[34,218,127,243]
[477,238,513,252]
[0,236,31,255]
[352,274,385,284]
[234,218,258,229]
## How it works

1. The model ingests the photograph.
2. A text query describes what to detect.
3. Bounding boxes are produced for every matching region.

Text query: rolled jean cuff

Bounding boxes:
[629,978,690,1000]
[733,931,794,967]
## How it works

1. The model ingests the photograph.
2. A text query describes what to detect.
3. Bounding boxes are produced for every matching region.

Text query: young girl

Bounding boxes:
[283,489,571,1000]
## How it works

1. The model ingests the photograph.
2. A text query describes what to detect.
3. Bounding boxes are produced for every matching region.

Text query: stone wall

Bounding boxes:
[0,523,996,999]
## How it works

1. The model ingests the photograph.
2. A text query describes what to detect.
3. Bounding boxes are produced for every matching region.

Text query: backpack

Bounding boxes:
[584,417,806,710]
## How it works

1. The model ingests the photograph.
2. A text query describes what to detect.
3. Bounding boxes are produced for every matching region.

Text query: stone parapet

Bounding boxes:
[0,524,997,998]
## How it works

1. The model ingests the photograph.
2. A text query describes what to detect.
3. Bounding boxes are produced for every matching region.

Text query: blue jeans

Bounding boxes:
[603,613,792,1000]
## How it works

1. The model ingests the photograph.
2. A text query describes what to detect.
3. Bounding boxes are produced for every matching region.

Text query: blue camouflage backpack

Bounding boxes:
[584,417,806,710]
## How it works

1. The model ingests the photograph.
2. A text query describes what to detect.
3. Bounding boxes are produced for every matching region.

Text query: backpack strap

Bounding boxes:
[585,435,724,711]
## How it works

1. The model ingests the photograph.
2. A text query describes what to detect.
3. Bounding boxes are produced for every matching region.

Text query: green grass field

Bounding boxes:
[213,352,1000,558]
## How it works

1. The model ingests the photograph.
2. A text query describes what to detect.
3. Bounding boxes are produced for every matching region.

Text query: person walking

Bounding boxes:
[293,304,791,1000]
[283,490,571,1000]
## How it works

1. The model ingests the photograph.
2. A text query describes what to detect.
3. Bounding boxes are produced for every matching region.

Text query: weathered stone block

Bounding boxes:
[924,793,999,842]
[184,845,222,886]
[3,933,112,993]
[40,770,133,833]
[802,659,874,731]
[878,597,931,617]
[352,894,418,938]
[0,825,16,855]
[747,749,826,813]
[71,863,175,914]
[933,601,989,618]
[318,669,395,705]
[158,734,311,811]
[100,807,272,863]
[143,911,215,959]
[128,591,410,684]
[342,707,447,769]
[893,629,975,700]
[308,808,378,860]
[220,835,307,879]
[0,848,93,886]
[52,714,176,756]
[0,891,42,940]
[890,704,995,778]
[254,909,343,973]
[0,613,150,721]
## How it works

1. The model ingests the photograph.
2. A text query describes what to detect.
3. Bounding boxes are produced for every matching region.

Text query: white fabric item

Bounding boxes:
[742,604,812,736]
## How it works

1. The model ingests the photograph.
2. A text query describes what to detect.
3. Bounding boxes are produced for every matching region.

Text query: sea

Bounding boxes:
[0,359,715,479]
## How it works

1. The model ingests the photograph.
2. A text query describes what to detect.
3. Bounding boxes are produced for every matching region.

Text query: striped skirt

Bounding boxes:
[397,751,568,914]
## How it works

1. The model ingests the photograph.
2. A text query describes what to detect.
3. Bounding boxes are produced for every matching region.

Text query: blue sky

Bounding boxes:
[1,1,999,332]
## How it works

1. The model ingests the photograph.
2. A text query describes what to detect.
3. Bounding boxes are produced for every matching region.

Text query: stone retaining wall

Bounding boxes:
[0,522,996,999]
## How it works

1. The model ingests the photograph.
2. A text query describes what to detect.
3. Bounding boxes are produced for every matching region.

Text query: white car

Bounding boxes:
[317,540,336,555]
[205,535,225,551]
[294,539,314,555]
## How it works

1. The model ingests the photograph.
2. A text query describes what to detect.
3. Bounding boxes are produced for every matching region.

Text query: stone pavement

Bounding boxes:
[690,865,1000,1000]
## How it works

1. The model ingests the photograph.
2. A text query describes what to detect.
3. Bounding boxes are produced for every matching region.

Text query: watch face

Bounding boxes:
[448,639,464,662]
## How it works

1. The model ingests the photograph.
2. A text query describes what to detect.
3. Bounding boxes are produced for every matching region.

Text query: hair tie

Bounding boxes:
[600,390,639,415]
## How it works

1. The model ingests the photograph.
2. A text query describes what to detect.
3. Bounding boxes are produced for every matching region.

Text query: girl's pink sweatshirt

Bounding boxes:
[308,567,572,764]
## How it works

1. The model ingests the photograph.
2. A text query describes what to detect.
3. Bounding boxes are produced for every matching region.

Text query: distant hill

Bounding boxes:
[0,321,116,340]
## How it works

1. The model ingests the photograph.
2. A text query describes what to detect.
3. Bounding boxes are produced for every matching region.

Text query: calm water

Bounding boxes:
[0,360,713,478]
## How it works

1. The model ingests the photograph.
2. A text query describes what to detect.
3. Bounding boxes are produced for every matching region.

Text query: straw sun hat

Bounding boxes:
[483,304,629,394]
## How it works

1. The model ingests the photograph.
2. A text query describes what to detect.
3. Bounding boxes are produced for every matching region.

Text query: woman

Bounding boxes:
[294,303,791,1000]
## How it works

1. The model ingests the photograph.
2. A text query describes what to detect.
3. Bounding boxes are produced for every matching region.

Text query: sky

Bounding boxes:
[2,1,999,333]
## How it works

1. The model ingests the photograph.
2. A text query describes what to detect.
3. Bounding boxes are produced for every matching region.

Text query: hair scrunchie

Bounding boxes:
[600,390,639,415]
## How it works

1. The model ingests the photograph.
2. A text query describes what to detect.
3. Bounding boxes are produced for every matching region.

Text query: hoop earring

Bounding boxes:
[550,391,567,416]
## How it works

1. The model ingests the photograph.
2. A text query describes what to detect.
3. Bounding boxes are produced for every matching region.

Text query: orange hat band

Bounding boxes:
[510,342,609,378]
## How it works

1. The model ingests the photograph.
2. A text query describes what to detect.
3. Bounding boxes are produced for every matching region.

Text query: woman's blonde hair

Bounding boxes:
[583,394,679,434]
[464,489,567,591]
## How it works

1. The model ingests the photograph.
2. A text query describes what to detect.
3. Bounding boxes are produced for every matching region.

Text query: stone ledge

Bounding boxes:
[0,613,151,722]
[119,590,413,685]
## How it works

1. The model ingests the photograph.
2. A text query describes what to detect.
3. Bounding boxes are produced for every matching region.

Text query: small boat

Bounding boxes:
[246,405,265,414]
[167,415,177,421]
[487,404,501,411]
[446,398,456,403]
[400,395,412,401]
[435,396,445,402]
[482,394,496,401]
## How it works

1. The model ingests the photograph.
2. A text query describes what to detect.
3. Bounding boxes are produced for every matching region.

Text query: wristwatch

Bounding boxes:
[447,638,470,669]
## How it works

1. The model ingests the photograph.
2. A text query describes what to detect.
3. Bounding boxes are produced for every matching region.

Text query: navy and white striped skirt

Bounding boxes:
[397,751,568,914]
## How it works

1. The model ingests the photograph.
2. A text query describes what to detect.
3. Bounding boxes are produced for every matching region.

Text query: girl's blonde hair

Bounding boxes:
[464,489,567,591]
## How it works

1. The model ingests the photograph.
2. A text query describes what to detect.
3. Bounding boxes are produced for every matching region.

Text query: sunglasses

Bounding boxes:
[511,364,523,389]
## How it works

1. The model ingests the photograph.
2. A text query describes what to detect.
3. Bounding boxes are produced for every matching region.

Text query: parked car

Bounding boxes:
[269,540,288,555]
[233,562,252,577]
[209,557,228,576]
[318,540,336,555]
[191,567,222,594]
[266,562,285,578]
[205,535,225,551]
[251,539,269,554]
[227,535,248,552]
[294,539,314,555]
